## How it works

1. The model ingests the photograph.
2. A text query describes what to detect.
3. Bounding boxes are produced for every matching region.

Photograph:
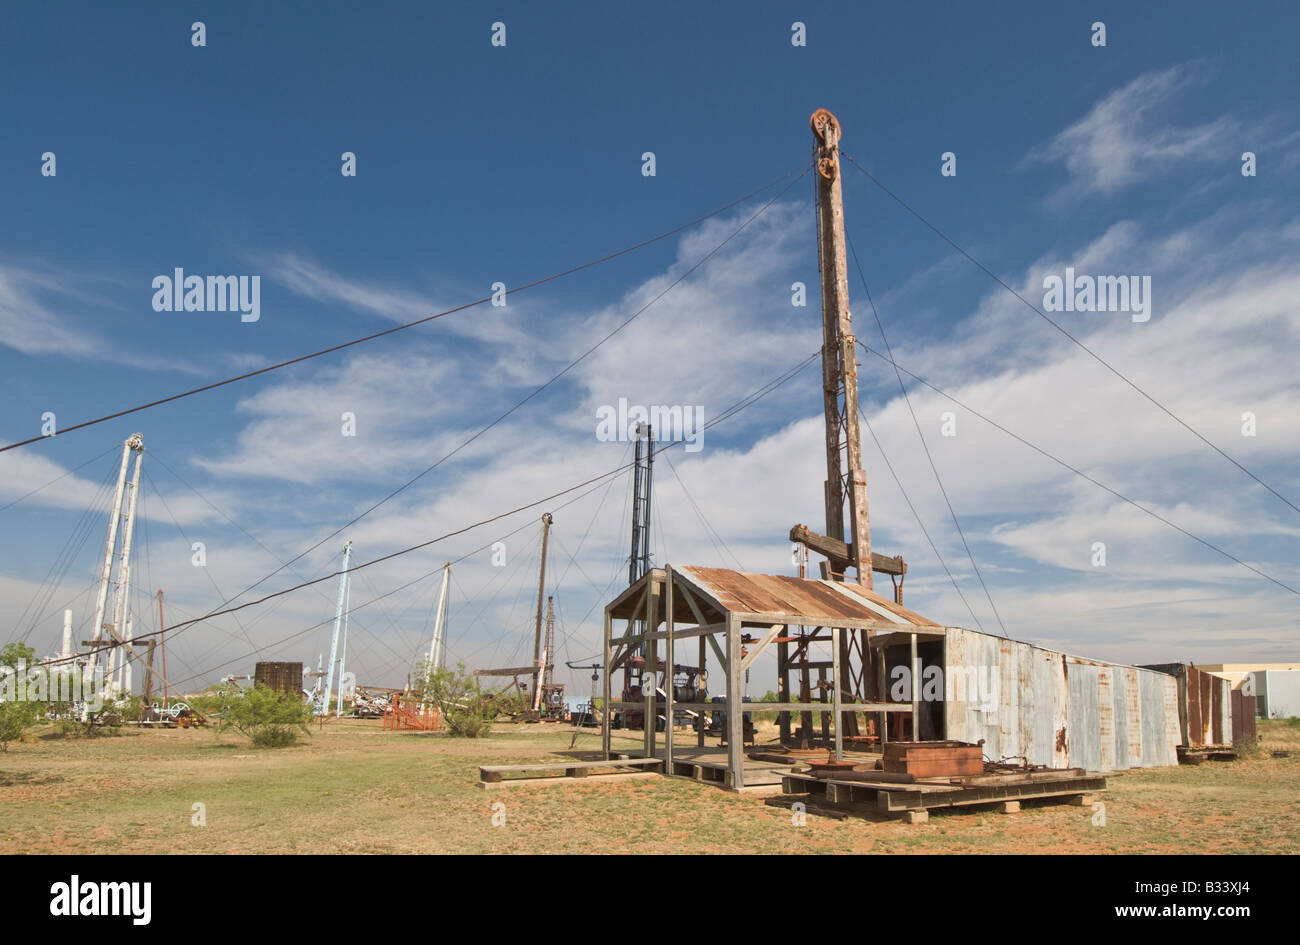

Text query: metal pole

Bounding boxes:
[531,513,553,701]
[157,590,168,709]
[87,436,135,681]
[61,609,73,658]
[428,563,449,671]
[122,617,134,697]
[322,541,352,714]
[336,570,351,716]
[108,439,145,649]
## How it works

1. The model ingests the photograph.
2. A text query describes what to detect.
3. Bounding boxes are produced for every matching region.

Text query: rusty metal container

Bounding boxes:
[1231,690,1257,745]
[254,661,304,695]
[883,740,983,777]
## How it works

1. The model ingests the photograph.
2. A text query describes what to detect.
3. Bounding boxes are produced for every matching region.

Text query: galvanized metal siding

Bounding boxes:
[1065,661,1101,770]
[1098,666,1116,770]
[1031,648,1059,767]
[1135,671,1178,766]
[946,629,1003,759]
[944,628,1179,770]
[1111,668,1130,769]
[1124,667,1142,764]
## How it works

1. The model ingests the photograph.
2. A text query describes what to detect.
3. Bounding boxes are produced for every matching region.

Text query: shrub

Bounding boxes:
[216,683,312,748]
[419,663,499,738]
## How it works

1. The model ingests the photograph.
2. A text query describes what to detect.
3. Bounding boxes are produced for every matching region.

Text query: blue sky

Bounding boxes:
[2,2,1298,694]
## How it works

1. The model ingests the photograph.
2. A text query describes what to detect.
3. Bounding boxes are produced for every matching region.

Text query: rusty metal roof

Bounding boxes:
[676,566,940,627]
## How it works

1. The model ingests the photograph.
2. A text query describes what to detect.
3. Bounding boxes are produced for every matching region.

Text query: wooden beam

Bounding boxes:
[601,609,612,758]
[677,580,711,627]
[910,631,919,741]
[738,625,784,675]
[832,627,844,760]
[789,524,906,576]
[474,665,536,677]
[706,632,727,672]
[726,614,743,790]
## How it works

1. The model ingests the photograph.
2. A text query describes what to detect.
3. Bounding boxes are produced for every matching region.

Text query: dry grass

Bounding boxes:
[0,718,1296,854]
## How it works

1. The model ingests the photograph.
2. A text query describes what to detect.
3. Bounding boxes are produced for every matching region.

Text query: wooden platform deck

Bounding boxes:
[772,769,1107,823]
[655,746,885,792]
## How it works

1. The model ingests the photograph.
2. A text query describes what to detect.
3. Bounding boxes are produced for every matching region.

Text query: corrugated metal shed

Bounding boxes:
[1140,663,1233,748]
[611,567,1181,770]
[942,627,1180,769]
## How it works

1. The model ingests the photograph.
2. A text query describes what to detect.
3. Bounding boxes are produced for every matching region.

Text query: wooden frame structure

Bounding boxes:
[601,565,943,789]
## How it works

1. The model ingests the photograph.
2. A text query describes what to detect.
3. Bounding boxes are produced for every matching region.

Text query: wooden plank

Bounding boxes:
[832,627,844,761]
[665,565,675,774]
[478,771,661,790]
[677,580,710,627]
[739,624,785,675]
[726,614,743,790]
[706,632,727,672]
[479,757,663,777]
[788,524,907,576]
[875,776,1108,812]
[602,609,612,757]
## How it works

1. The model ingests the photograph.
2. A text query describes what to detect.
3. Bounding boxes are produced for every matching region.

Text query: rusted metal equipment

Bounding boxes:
[382,695,439,732]
[254,661,304,696]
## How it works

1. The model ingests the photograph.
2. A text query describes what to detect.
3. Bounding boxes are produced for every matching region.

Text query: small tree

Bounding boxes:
[419,662,498,738]
[216,683,312,748]
[0,643,40,751]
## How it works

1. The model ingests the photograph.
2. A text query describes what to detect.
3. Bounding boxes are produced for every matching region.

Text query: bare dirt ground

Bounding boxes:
[1,718,1296,854]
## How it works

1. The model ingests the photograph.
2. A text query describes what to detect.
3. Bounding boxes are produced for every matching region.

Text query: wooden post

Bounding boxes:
[726,614,743,789]
[143,639,157,706]
[157,589,168,709]
[818,667,830,744]
[813,107,874,756]
[799,644,813,749]
[665,567,675,772]
[778,637,790,744]
[832,627,844,760]
[643,575,657,759]
[910,631,920,741]
[811,108,871,588]
[878,648,888,748]
[601,609,612,758]
[698,623,707,749]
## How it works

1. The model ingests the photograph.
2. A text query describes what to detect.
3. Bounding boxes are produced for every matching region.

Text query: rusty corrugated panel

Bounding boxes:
[1125,667,1142,765]
[1231,691,1257,744]
[1211,672,1224,744]
[1098,666,1115,770]
[1162,676,1181,764]
[1219,677,1233,744]
[832,580,942,626]
[1052,653,1069,768]
[675,566,940,626]
[1186,667,1203,746]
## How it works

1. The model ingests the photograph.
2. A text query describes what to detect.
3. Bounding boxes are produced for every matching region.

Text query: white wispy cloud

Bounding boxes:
[1024,65,1238,198]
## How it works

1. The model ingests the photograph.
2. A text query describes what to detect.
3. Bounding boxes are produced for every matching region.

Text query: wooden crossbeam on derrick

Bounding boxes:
[789,524,905,577]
